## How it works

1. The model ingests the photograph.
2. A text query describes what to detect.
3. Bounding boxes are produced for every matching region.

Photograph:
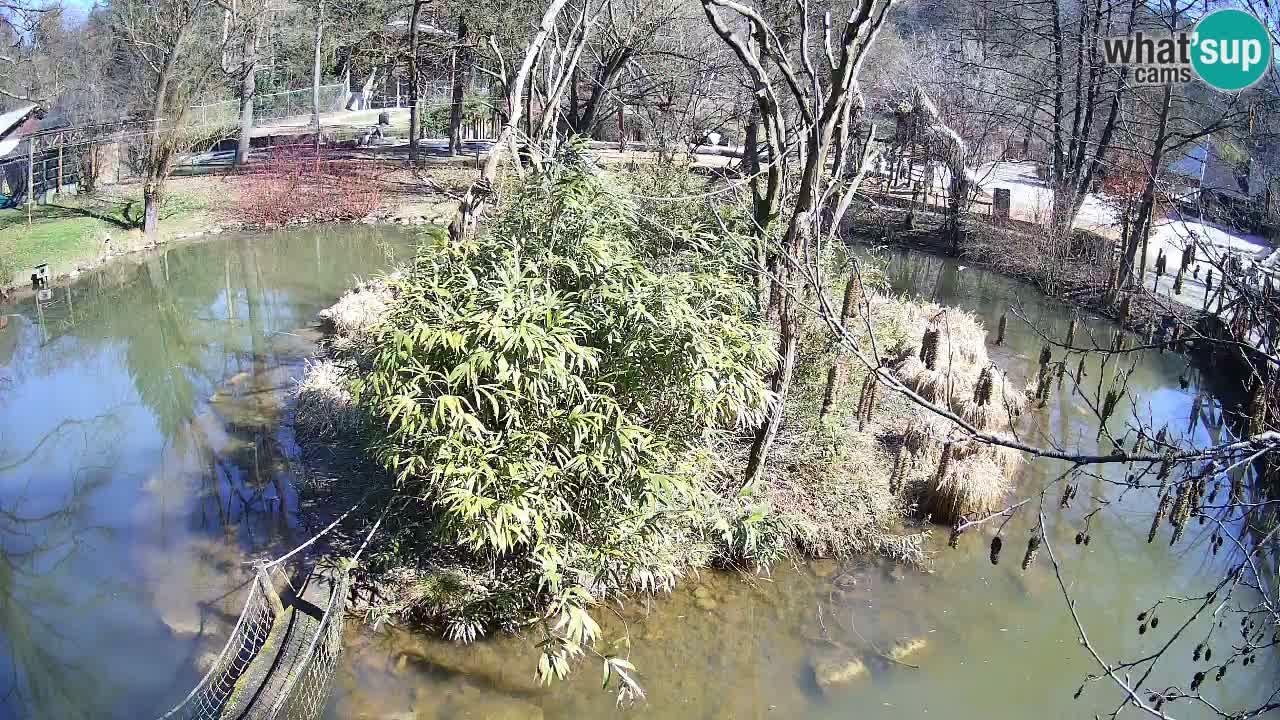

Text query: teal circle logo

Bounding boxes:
[1192,9,1272,91]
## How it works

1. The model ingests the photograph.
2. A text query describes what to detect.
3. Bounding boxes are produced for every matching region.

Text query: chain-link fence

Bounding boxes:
[188,84,349,128]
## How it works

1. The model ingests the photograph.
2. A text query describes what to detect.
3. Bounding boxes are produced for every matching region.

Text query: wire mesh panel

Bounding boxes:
[158,579,279,720]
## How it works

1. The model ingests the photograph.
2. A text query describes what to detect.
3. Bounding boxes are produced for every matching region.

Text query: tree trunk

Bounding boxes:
[1120,82,1172,287]
[143,183,162,237]
[745,126,829,487]
[311,0,324,153]
[744,302,797,483]
[143,44,180,240]
[235,18,257,168]
[1048,0,1067,232]
[568,67,580,130]
[448,15,469,155]
[1062,0,1139,230]
[744,107,760,175]
[570,49,631,136]
[408,0,423,165]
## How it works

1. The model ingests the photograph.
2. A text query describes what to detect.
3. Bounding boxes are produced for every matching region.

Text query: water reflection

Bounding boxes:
[0,225,417,719]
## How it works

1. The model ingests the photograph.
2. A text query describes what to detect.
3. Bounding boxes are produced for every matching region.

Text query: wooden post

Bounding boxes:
[26,140,33,226]
[257,565,286,616]
[57,145,63,194]
[993,188,1012,226]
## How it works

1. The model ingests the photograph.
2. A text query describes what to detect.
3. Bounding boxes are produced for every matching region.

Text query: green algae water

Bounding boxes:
[0,237,1272,720]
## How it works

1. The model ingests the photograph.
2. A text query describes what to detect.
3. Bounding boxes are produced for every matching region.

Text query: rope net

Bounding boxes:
[156,568,350,720]
[267,573,351,720]
[158,578,276,720]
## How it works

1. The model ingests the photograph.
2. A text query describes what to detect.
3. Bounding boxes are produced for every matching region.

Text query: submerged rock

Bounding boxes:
[194,651,221,674]
[809,648,869,693]
[887,636,928,663]
[396,635,545,695]
[811,559,838,578]
[440,680,544,720]
[886,564,908,584]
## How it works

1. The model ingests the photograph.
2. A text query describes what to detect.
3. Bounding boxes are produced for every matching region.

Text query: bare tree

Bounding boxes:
[448,0,576,242]
[700,0,894,485]
[408,0,424,165]
[110,0,228,236]
[448,14,471,155]
[311,0,324,150]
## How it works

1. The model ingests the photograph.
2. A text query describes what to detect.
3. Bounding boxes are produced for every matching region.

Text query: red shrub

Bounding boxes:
[236,145,384,227]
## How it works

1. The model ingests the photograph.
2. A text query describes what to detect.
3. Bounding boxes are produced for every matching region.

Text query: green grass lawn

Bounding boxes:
[0,190,208,285]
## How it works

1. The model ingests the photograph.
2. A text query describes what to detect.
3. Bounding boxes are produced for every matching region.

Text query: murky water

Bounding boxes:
[0,237,1272,720]
[0,225,417,720]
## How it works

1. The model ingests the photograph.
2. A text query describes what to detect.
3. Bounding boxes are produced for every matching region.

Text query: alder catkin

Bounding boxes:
[934,442,955,486]
[974,366,994,406]
[1148,492,1171,544]
[1021,533,1041,570]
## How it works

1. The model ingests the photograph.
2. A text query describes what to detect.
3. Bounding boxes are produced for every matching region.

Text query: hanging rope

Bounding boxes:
[246,492,369,569]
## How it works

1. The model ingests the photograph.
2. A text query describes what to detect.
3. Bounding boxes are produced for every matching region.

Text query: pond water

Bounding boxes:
[0,225,418,720]
[0,237,1271,720]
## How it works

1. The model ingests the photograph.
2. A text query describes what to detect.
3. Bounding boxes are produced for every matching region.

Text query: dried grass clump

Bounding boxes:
[891,303,1025,430]
[898,355,949,402]
[892,305,1002,406]
[894,303,987,366]
[957,386,1026,431]
[895,425,1021,525]
[920,451,1013,525]
[881,301,1026,525]
[757,411,928,567]
[317,281,392,351]
[294,359,363,443]
[897,406,1022,525]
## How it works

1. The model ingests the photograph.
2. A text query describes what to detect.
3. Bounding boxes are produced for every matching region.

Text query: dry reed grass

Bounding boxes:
[294,358,364,442]
[297,276,399,444]
[317,281,392,355]
[752,290,1035,561]
[885,301,1025,524]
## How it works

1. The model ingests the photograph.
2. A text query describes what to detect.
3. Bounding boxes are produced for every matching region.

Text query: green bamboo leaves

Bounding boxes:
[354,163,776,680]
